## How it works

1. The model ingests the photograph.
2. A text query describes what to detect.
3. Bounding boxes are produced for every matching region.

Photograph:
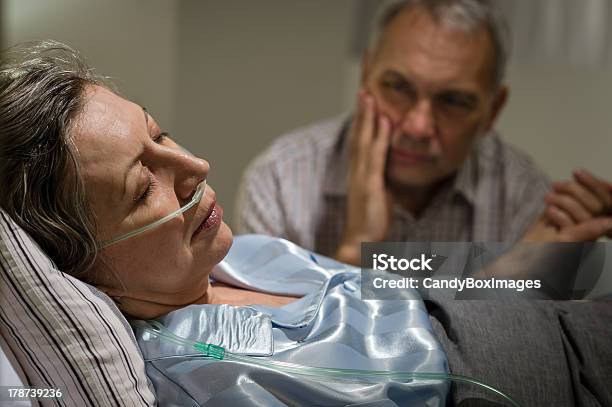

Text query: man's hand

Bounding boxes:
[544,169,612,239]
[523,216,612,242]
[334,92,393,265]
[524,169,612,242]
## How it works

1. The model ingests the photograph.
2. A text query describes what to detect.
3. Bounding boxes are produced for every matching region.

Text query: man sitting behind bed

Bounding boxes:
[235,0,612,264]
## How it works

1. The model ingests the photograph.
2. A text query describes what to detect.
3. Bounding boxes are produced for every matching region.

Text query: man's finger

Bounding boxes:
[349,91,366,158]
[553,181,603,214]
[353,95,376,176]
[546,206,575,229]
[573,169,612,211]
[558,217,612,242]
[349,92,376,176]
[369,115,391,177]
[359,95,376,146]
[544,193,591,223]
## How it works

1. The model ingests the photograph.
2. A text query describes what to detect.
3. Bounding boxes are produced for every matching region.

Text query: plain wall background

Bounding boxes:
[4,0,611,228]
[175,0,354,226]
[3,0,178,131]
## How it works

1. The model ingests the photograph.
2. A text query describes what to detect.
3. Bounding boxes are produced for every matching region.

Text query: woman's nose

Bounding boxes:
[169,148,210,201]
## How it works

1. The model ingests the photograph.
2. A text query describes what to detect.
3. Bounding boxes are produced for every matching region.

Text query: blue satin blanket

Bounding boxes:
[132,235,449,406]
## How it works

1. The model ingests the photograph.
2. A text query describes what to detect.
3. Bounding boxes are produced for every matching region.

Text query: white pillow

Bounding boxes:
[1,333,34,407]
[0,209,155,406]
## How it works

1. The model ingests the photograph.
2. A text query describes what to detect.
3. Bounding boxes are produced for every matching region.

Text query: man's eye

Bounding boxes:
[438,94,475,109]
[382,80,411,94]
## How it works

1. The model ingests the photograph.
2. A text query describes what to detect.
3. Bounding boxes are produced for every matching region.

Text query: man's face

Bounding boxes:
[362,7,507,188]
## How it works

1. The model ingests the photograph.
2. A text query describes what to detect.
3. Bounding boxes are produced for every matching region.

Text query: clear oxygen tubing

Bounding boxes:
[143,320,522,407]
[101,180,207,248]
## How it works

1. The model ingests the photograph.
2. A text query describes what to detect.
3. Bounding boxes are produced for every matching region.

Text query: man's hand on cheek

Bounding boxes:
[334,91,393,266]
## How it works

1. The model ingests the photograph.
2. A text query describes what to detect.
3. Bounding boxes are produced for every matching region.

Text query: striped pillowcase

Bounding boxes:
[0,209,155,406]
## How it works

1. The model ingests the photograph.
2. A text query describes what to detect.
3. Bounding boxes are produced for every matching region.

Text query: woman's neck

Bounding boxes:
[109,283,215,320]
[111,283,298,320]
[207,282,298,308]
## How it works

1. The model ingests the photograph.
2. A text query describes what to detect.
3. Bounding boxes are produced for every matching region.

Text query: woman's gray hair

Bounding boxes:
[0,40,106,277]
[370,0,511,88]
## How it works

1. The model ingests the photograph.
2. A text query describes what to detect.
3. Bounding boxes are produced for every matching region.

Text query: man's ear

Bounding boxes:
[485,85,509,132]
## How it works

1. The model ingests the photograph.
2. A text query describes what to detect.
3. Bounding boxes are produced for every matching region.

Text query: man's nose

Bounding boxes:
[399,100,436,140]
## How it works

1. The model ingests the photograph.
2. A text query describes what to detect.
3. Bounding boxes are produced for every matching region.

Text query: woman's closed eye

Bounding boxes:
[137,170,157,202]
[135,131,169,202]
[153,131,169,144]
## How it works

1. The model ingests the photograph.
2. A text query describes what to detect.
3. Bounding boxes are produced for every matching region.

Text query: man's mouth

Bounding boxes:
[390,148,434,164]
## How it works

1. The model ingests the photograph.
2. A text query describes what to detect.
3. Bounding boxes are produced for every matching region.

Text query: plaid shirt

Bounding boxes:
[235,116,551,256]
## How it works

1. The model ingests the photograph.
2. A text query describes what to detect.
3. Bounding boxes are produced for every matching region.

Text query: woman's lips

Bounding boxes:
[192,202,223,240]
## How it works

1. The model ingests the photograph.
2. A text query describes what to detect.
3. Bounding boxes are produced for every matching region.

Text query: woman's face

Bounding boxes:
[73,86,232,308]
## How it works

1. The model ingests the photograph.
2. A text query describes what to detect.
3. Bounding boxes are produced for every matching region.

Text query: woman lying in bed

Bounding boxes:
[1,41,611,406]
